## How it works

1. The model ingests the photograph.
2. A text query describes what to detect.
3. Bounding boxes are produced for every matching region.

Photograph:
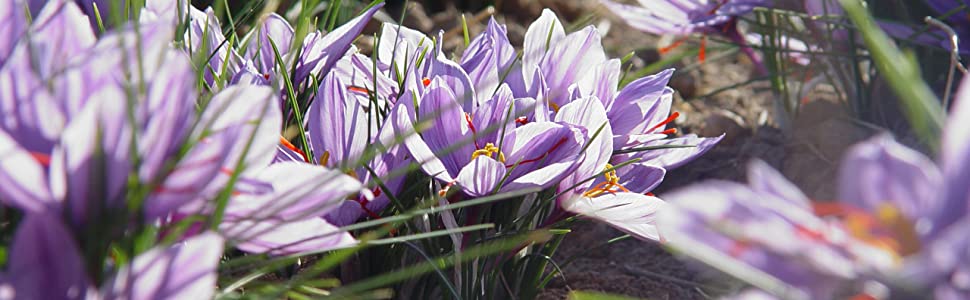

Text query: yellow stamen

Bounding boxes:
[319,150,331,166]
[470,143,506,163]
[548,100,561,113]
[583,164,631,198]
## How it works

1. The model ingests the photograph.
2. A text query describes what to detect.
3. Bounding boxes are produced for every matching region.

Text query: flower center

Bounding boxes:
[471,143,506,163]
[813,202,922,258]
[582,163,631,197]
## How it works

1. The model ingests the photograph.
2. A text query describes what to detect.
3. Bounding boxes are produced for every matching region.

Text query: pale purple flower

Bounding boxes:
[232,4,383,87]
[658,78,970,299]
[177,84,365,255]
[600,0,768,36]
[0,213,224,299]
[277,69,406,226]
[398,77,585,197]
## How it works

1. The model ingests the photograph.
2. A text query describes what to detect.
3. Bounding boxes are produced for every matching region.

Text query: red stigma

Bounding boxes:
[506,137,568,168]
[347,86,370,95]
[727,240,751,258]
[647,112,680,134]
[279,136,309,162]
[29,152,51,166]
[262,73,271,80]
[698,36,707,62]
[661,128,678,135]
[422,78,431,87]
[514,116,529,125]
[465,113,481,149]
[659,39,687,54]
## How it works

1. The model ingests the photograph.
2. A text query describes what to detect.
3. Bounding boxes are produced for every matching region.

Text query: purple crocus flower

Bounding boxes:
[275,69,406,227]
[232,4,383,87]
[178,84,365,255]
[0,10,214,227]
[600,0,768,36]
[397,77,585,197]
[658,78,970,299]
[1,212,224,299]
[599,1,769,70]
[503,10,723,151]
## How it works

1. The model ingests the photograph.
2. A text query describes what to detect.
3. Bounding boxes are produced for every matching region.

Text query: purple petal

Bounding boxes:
[659,180,892,298]
[245,13,294,75]
[0,0,28,66]
[229,218,357,255]
[616,134,724,170]
[145,131,230,220]
[521,9,565,91]
[456,156,506,197]
[8,213,91,299]
[471,84,516,147]
[49,94,133,226]
[0,129,55,213]
[295,3,383,85]
[225,162,364,222]
[937,78,970,236]
[500,122,584,192]
[461,17,517,101]
[608,69,674,141]
[415,78,474,177]
[138,51,197,184]
[307,73,374,169]
[562,192,666,241]
[578,59,621,107]
[103,232,224,300]
[538,26,606,106]
[607,163,667,194]
[838,134,942,224]
[747,160,810,209]
[197,85,281,176]
[554,97,613,191]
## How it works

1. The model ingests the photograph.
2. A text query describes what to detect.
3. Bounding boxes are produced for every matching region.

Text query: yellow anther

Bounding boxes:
[319,150,331,166]
[582,164,630,198]
[548,100,561,113]
[470,143,506,163]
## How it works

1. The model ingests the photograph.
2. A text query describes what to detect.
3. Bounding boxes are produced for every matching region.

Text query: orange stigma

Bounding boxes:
[30,152,51,166]
[279,137,309,162]
[347,86,370,95]
[647,112,680,134]
[422,77,431,87]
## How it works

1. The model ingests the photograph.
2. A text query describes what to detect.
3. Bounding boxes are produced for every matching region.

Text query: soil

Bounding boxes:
[366,0,888,298]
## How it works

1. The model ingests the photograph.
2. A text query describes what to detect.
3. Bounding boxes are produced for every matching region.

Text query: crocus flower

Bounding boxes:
[0,7,215,227]
[179,84,365,255]
[398,77,585,197]
[600,0,768,36]
[0,212,224,299]
[658,77,970,299]
[500,10,723,151]
[600,0,769,69]
[276,69,406,227]
[233,4,383,87]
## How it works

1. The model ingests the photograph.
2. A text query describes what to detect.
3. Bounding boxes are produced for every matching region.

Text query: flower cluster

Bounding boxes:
[0,0,726,298]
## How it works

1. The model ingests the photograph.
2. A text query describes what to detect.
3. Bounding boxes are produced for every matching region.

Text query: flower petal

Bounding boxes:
[8,213,91,300]
[562,192,666,241]
[0,129,54,213]
[229,218,357,255]
[103,232,224,300]
[456,156,506,197]
[839,135,942,224]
